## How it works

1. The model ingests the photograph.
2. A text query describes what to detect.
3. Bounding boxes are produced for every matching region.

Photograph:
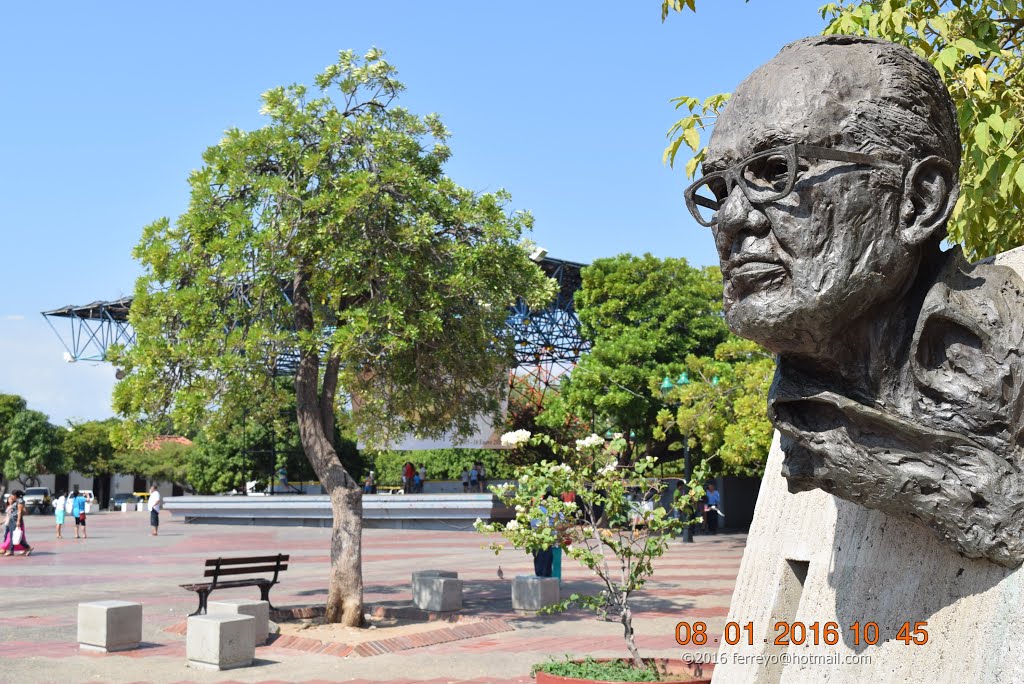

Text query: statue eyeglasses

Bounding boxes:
[684,143,905,227]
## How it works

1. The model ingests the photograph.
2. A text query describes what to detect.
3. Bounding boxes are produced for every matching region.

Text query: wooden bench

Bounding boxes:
[181,554,289,616]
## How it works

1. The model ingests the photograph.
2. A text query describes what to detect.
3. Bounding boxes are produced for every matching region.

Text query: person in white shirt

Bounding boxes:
[148,485,163,536]
[53,491,66,539]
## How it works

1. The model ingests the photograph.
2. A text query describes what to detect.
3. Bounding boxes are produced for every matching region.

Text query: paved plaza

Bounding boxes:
[0,510,744,683]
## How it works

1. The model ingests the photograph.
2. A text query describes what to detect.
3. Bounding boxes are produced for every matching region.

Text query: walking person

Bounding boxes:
[468,463,479,492]
[148,484,162,536]
[1,491,32,556]
[460,466,470,493]
[71,486,87,539]
[53,490,66,539]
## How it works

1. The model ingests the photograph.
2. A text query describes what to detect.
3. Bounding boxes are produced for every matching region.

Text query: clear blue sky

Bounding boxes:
[0,1,826,425]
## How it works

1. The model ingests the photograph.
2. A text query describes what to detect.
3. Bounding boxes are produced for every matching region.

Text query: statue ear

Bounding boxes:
[899,155,958,246]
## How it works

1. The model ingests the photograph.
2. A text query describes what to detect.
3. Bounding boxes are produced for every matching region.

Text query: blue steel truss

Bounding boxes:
[42,298,136,363]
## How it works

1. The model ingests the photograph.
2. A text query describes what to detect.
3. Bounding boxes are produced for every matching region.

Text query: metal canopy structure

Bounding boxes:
[42,297,135,363]
[41,257,591,401]
[506,257,590,408]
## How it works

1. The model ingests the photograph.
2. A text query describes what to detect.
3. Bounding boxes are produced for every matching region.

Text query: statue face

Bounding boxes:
[703,46,916,355]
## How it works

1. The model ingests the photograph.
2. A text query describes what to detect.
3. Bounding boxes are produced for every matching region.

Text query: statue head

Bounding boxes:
[686,36,961,356]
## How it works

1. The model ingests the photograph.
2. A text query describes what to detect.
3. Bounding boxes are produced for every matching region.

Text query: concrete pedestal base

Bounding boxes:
[208,599,270,645]
[512,576,559,611]
[412,570,461,611]
[413,577,463,611]
[187,614,255,671]
[712,433,1024,683]
[78,600,142,652]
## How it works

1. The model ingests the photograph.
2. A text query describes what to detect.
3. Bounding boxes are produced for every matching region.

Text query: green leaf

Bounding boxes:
[1014,163,1024,193]
[682,127,701,152]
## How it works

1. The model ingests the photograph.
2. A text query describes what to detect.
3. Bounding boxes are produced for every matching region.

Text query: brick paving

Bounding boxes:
[0,510,743,683]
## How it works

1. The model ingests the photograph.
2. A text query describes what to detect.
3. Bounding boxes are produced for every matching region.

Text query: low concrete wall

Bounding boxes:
[166,494,506,530]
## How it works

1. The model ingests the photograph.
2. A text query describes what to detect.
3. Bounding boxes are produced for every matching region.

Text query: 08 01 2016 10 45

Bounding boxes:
[674,621,929,647]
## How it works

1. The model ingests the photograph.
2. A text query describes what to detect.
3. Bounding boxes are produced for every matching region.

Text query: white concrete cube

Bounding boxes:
[78,600,142,652]
[413,577,463,611]
[136,502,146,512]
[187,613,255,671]
[208,599,270,645]
[512,575,560,611]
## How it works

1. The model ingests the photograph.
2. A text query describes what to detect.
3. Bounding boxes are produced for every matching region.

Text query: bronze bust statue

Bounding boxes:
[685,35,1024,566]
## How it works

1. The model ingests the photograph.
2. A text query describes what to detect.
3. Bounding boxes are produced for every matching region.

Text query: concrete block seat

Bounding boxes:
[412,570,463,611]
[187,613,256,671]
[512,575,560,611]
[78,600,143,652]
[208,599,270,645]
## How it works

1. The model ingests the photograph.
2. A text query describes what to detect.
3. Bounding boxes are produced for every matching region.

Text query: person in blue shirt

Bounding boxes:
[704,483,721,535]
[71,486,88,539]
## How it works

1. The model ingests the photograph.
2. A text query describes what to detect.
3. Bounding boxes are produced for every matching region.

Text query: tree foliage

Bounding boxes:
[655,337,775,477]
[664,0,1024,259]
[558,254,728,462]
[63,419,120,476]
[115,440,191,485]
[1,409,65,485]
[111,48,553,624]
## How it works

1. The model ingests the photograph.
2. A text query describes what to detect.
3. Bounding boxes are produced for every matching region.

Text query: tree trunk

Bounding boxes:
[293,271,363,626]
[327,486,364,624]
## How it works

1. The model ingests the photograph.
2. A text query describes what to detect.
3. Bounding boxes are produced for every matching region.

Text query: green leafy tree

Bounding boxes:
[111,49,553,625]
[559,254,728,463]
[63,418,120,477]
[114,439,191,486]
[0,394,28,491]
[663,0,1024,259]
[1,409,65,487]
[655,337,775,477]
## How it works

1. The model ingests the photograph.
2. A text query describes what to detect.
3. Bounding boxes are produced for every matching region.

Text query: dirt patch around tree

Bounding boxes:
[277,611,481,644]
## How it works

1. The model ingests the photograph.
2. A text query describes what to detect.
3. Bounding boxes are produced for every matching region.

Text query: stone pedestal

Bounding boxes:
[412,570,461,612]
[187,614,255,671]
[512,576,559,611]
[208,599,270,645]
[413,577,463,611]
[78,600,142,652]
[712,433,1024,683]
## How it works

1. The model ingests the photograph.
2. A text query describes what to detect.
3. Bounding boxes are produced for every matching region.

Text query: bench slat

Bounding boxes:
[181,578,272,591]
[203,564,288,578]
[205,555,288,566]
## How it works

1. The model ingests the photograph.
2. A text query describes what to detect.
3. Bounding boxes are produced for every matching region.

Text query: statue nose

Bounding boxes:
[714,185,770,242]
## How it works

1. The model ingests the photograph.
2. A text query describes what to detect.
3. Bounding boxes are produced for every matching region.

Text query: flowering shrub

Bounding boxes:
[475,431,708,669]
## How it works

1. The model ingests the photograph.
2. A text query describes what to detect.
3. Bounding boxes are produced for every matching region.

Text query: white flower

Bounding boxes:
[575,433,605,451]
[551,463,572,474]
[515,504,525,513]
[501,429,532,447]
[506,520,520,531]
[599,462,617,475]
[474,517,483,526]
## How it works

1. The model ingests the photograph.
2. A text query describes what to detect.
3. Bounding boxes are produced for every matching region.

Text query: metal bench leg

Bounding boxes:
[190,589,209,616]
[260,584,275,610]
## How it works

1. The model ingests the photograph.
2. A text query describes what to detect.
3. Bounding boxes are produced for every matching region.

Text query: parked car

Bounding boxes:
[109,492,139,509]
[22,487,52,514]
